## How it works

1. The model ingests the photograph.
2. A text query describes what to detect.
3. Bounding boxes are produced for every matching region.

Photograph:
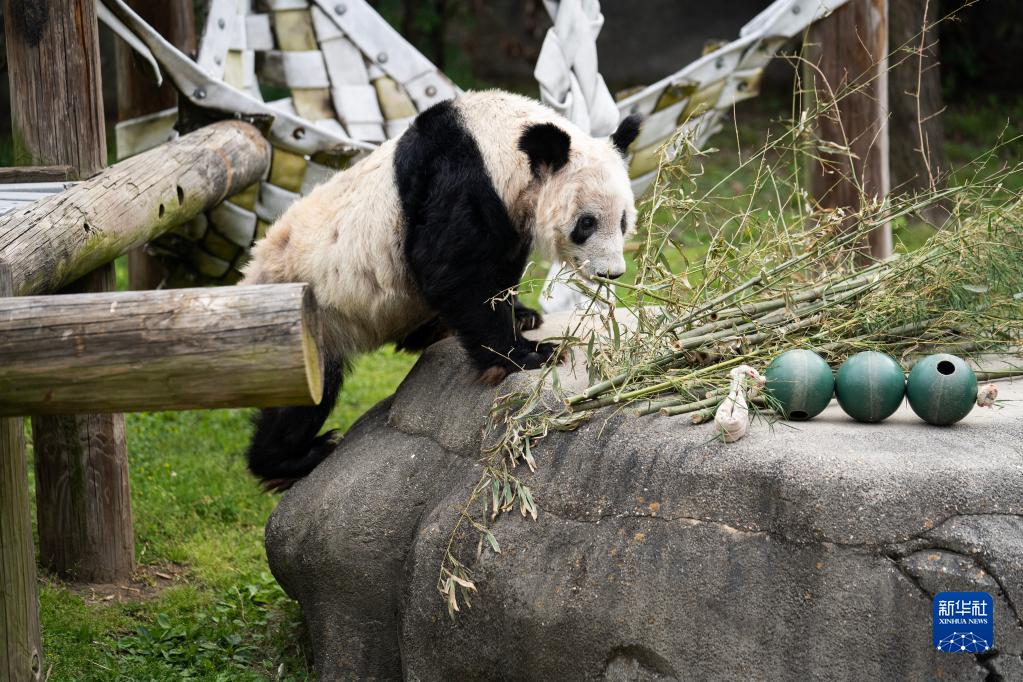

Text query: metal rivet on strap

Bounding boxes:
[792,4,801,13]
[218,17,226,29]
[377,52,389,64]
[193,87,207,100]
[214,55,223,65]
[715,57,725,69]
[334,4,347,15]
[293,127,306,140]
[425,85,437,97]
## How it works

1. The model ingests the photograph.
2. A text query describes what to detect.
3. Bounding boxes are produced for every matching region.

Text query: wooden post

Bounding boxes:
[117,0,196,290]
[3,0,134,582]
[0,263,44,682]
[0,284,324,416]
[888,0,948,225]
[804,0,892,259]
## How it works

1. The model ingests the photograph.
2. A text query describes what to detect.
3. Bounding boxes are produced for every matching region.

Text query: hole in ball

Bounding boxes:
[159,204,165,218]
[937,360,955,375]
[176,185,185,204]
[790,410,809,420]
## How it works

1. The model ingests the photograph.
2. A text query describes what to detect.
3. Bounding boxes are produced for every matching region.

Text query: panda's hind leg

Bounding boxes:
[245,354,346,490]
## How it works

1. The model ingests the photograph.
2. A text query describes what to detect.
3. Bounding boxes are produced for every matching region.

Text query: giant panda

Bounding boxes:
[242,89,641,489]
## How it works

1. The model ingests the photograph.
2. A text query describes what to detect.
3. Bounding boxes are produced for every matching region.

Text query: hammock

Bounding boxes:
[20,0,847,286]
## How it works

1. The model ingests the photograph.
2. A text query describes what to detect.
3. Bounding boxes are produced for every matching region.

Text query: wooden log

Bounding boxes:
[117,0,197,290]
[5,0,136,583]
[0,284,325,416]
[804,0,892,259]
[0,263,44,682]
[0,166,72,183]
[0,120,270,296]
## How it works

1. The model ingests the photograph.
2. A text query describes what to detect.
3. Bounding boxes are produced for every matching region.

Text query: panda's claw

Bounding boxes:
[514,302,544,332]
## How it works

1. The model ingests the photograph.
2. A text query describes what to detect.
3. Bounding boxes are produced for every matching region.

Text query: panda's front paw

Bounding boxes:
[514,301,544,332]
[512,341,563,369]
[479,341,564,386]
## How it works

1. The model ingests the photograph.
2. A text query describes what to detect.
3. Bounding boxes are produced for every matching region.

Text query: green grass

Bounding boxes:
[31,349,416,681]
[32,95,1021,679]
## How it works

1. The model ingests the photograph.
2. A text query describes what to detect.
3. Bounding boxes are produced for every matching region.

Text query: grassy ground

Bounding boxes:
[30,96,1021,680]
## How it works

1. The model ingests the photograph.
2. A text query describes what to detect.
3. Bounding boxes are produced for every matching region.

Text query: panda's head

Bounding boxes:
[518,115,642,280]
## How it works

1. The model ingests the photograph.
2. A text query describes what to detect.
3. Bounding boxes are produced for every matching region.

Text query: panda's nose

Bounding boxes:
[598,271,623,280]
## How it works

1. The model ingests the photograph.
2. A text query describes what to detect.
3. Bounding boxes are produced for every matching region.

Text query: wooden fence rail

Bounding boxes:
[0,284,324,416]
[0,120,269,296]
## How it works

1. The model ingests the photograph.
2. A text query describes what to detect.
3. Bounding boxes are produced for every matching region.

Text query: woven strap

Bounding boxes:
[535,0,618,137]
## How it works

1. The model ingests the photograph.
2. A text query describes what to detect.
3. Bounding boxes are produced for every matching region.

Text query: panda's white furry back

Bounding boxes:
[242,89,641,489]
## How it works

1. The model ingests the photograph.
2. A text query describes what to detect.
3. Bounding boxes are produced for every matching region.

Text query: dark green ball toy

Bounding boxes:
[835,351,906,423]
[765,349,834,421]
[906,353,978,426]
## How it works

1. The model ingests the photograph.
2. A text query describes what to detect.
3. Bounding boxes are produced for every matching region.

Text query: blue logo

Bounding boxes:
[933,592,994,653]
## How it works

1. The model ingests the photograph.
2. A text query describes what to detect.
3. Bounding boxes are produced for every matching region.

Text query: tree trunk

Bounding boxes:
[3,0,134,583]
[888,0,947,225]
[804,0,892,260]
[0,263,44,682]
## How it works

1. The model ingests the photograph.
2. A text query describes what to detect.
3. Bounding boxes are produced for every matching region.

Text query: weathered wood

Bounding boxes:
[0,263,44,682]
[30,266,136,583]
[0,121,270,296]
[0,166,72,183]
[4,0,133,584]
[888,0,948,225]
[0,284,324,416]
[117,0,196,290]
[3,0,106,179]
[804,0,892,259]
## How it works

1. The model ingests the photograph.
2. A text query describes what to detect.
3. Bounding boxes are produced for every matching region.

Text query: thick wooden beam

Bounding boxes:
[0,263,44,682]
[3,0,132,584]
[0,284,324,416]
[0,121,270,296]
[804,0,892,259]
[117,0,196,290]
[0,167,73,183]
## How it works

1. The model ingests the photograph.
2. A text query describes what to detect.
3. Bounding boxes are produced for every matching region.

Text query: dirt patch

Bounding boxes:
[47,563,188,604]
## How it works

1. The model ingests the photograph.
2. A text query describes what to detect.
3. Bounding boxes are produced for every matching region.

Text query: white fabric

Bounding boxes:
[536,0,618,314]
[535,0,619,137]
[713,365,765,443]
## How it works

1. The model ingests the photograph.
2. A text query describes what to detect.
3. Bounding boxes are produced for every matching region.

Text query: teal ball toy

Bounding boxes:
[906,354,977,426]
[835,352,906,423]
[765,349,834,421]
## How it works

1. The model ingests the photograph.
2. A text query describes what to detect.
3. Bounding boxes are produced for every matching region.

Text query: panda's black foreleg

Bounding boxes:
[405,217,561,384]
[245,354,346,490]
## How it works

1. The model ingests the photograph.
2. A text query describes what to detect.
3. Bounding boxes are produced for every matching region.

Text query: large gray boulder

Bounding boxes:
[266,336,1023,680]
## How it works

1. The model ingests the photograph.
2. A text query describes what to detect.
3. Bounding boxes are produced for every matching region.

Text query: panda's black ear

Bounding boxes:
[519,123,571,177]
[610,114,642,156]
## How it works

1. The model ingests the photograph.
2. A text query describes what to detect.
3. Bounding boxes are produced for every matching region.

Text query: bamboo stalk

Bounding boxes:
[660,395,721,417]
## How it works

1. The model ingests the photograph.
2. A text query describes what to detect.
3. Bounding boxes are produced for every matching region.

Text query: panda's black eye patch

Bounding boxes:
[571,214,598,244]
[620,211,627,235]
